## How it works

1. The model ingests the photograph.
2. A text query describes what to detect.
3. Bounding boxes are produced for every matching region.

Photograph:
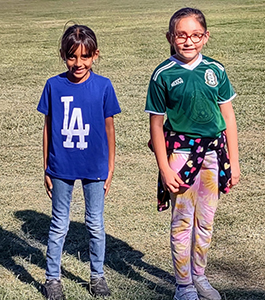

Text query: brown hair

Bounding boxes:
[167,7,207,55]
[60,24,98,60]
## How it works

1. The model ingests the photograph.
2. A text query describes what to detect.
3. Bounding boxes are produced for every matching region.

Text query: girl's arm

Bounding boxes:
[219,101,240,187]
[104,116,115,196]
[150,114,183,193]
[43,115,53,198]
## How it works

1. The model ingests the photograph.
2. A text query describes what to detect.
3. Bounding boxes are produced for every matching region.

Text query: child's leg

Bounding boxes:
[82,179,105,279]
[169,151,199,285]
[192,151,219,276]
[46,177,74,280]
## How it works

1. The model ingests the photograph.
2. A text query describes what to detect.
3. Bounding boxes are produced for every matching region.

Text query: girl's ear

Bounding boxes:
[166,32,176,56]
[203,30,210,45]
[166,31,173,45]
[93,49,100,61]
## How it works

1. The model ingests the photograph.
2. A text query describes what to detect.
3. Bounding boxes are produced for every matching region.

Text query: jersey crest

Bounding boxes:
[204,69,218,87]
[187,90,214,124]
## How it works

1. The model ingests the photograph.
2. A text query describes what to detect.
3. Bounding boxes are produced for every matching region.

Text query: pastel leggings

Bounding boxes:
[169,150,219,285]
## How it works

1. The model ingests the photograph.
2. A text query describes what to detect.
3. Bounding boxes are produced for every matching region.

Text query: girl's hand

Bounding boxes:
[44,174,53,199]
[104,171,114,197]
[229,163,240,188]
[160,166,184,193]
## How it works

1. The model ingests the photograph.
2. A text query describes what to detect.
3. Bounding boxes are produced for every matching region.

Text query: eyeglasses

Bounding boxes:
[173,33,205,44]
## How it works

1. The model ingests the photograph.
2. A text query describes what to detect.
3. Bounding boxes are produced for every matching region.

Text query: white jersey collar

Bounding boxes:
[169,53,202,70]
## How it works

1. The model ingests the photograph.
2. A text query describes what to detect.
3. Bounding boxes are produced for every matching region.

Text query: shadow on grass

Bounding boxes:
[14,209,175,298]
[1,209,263,299]
[0,214,85,291]
[209,259,265,299]
[0,225,43,289]
[220,290,265,300]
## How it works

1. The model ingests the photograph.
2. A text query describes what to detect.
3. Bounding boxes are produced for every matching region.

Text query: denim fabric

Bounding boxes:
[46,177,105,280]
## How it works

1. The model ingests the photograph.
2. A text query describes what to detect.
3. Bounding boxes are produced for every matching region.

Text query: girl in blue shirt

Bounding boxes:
[37,24,121,299]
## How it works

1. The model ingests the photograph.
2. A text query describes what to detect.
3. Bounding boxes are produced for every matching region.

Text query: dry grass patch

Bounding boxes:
[0,0,264,299]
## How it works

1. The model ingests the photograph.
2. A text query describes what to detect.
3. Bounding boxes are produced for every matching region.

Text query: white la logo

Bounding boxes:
[61,96,90,150]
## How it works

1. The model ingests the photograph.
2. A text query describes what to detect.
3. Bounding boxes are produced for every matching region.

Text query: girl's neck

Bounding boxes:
[170,53,202,70]
[66,69,91,84]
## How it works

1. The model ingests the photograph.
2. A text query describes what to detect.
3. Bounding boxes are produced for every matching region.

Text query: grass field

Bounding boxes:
[0,0,264,299]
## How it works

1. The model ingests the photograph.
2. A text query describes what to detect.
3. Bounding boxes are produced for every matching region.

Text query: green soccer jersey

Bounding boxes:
[145,54,236,138]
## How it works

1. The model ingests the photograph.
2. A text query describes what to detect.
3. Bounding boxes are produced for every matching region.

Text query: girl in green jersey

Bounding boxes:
[145,7,240,300]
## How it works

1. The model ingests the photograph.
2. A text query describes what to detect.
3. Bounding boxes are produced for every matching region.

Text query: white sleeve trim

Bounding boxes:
[144,110,165,115]
[218,93,237,105]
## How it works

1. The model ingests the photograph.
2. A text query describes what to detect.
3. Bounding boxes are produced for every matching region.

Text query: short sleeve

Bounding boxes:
[37,80,51,116]
[103,80,121,118]
[217,69,237,104]
[145,79,166,114]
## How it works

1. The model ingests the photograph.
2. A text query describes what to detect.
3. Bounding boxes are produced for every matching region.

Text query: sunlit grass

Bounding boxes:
[0,0,264,299]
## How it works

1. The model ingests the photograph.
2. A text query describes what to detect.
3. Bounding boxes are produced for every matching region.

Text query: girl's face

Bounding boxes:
[168,16,209,65]
[63,44,99,83]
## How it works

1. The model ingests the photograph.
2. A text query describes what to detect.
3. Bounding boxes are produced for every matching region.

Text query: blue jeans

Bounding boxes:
[46,177,106,280]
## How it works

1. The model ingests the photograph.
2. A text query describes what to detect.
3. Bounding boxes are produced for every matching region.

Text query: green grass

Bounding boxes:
[0,0,264,299]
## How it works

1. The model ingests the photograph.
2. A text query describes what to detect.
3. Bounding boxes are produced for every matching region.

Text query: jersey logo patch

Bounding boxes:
[61,96,90,150]
[171,77,183,87]
[205,69,218,87]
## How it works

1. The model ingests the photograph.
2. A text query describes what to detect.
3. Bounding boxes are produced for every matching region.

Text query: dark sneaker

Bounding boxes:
[89,277,111,297]
[41,279,65,300]
[193,275,221,300]
[174,284,199,300]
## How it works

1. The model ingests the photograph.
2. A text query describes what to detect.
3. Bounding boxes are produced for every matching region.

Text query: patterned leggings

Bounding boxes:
[169,150,219,285]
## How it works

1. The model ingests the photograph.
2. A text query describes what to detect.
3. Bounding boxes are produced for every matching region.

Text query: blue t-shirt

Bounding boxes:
[37,72,121,180]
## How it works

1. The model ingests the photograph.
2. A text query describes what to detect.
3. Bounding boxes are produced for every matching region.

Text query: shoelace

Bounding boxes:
[197,277,212,290]
[91,277,109,294]
[48,281,63,297]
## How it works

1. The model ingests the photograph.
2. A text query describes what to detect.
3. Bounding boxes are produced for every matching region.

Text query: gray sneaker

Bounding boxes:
[174,284,199,300]
[89,276,111,297]
[41,279,65,300]
[193,275,221,300]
